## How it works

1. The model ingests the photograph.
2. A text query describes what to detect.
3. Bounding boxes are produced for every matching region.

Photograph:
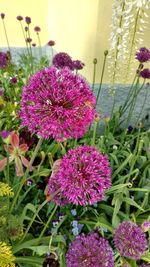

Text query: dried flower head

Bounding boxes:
[0,241,16,267]
[16,15,23,21]
[0,13,5,19]
[24,26,28,32]
[66,232,114,267]
[26,38,32,43]
[114,221,148,260]
[48,145,111,205]
[140,68,150,79]
[25,16,31,24]
[32,43,36,47]
[34,26,41,32]
[135,47,150,63]
[47,40,55,46]
[20,66,96,141]
[52,52,74,70]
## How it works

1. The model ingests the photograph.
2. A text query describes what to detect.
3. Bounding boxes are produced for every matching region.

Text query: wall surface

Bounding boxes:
[0,0,150,83]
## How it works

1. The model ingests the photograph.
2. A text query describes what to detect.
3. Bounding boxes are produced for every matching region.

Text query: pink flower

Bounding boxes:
[20,66,96,141]
[48,145,111,206]
[0,132,32,176]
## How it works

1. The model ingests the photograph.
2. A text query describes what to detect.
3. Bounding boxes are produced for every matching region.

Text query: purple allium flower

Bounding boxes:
[72,60,85,70]
[34,26,41,32]
[0,130,10,139]
[47,40,55,46]
[20,66,96,141]
[26,37,32,43]
[140,68,150,79]
[66,232,114,267]
[16,15,23,21]
[0,13,5,19]
[48,145,111,205]
[52,52,74,70]
[10,77,17,84]
[0,51,9,69]
[25,16,31,24]
[135,47,150,63]
[114,221,148,260]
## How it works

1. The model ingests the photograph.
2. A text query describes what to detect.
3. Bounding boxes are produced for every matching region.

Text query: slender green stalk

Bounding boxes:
[135,81,147,125]
[120,74,137,116]
[91,121,98,146]
[20,199,48,242]
[19,21,30,56]
[124,9,140,82]
[110,1,125,117]
[10,138,43,213]
[96,51,108,105]
[27,26,34,74]
[38,205,58,242]
[20,189,60,242]
[1,19,11,53]
[37,33,42,58]
[125,79,145,129]
[92,58,97,92]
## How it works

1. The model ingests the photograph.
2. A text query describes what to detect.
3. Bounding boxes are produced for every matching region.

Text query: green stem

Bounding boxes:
[110,1,125,117]
[2,19,11,53]
[10,138,43,213]
[125,79,145,129]
[20,199,48,242]
[20,189,60,242]
[120,73,137,116]
[124,8,140,82]
[135,80,147,125]
[96,52,107,105]
[37,33,42,58]
[91,121,98,146]
[92,59,97,92]
[38,205,58,242]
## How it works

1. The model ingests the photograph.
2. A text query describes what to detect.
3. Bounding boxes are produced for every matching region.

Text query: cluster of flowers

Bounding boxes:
[52,52,85,71]
[66,221,149,267]
[0,51,11,69]
[136,47,150,79]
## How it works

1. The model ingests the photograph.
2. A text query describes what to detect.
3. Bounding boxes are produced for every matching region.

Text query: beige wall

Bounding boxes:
[0,0,49,46]
[0,0,150,83]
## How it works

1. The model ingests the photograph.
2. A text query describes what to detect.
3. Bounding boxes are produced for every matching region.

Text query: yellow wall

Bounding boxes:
[0,0,150,83]
[0,0,49,46]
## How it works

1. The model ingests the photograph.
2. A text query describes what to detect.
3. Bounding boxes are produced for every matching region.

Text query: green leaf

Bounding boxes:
[112,153,133,178]
[28,245,49,256]
[141,251,150,262]
[15,256,44,266]
[123,197,144,211]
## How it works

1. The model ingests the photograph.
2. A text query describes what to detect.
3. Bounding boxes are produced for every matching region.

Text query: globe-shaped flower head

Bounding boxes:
[135,47,150,63]
[0,51,9,69]
[66,232,114,267]
[114,221,148,260]
[52,52,74,70]
[20,67,96,141]
[48,145,111,205]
